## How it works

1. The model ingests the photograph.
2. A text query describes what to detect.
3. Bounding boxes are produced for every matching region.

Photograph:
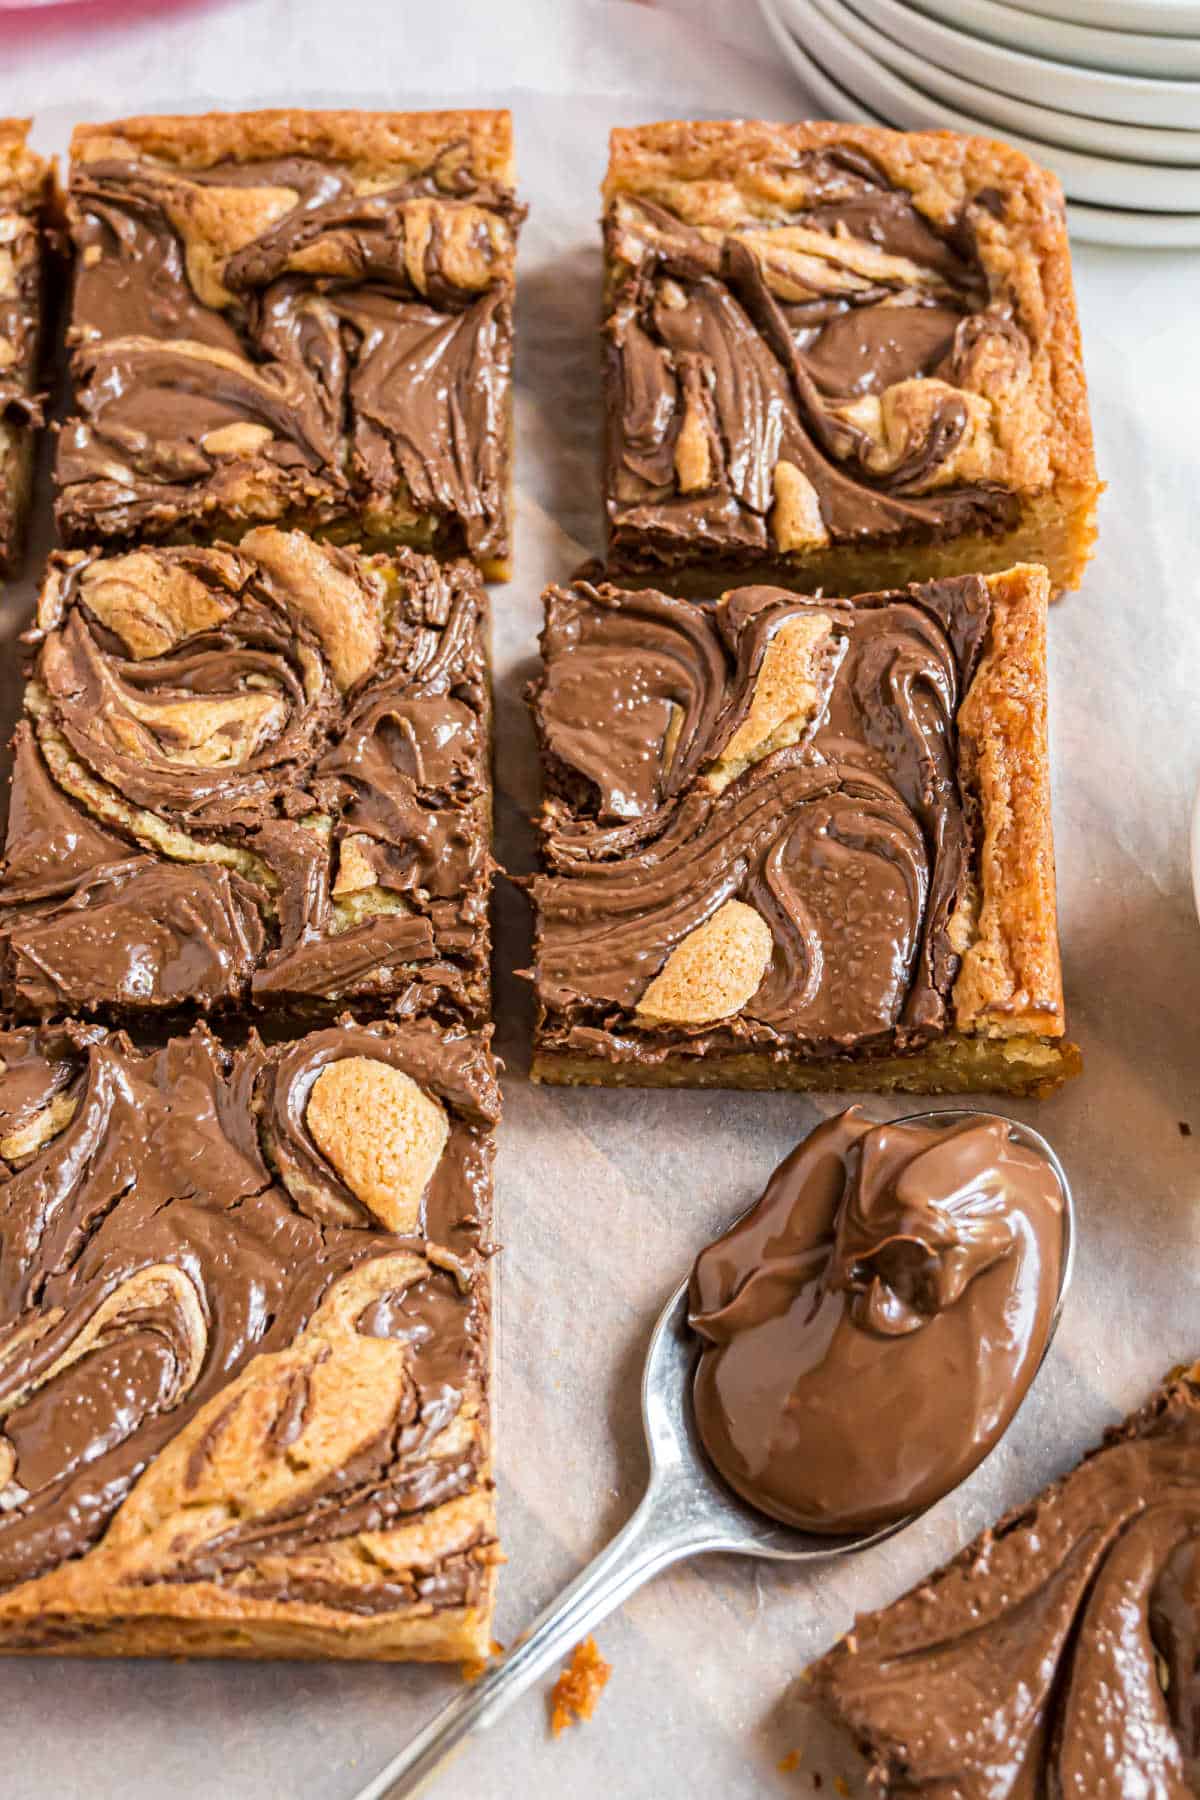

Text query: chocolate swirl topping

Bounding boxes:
[812,1365,1200,1795]
[689,1108,1064,1534]
[528,575,990,1064]
[0,532,491,1024]
[58,138,523,557]
[0,1017,499,1606]
[605,146,1028,569]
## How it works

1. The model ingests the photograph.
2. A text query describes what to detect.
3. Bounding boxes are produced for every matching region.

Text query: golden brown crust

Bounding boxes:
[0,119,52,209]
[605,486,1097,602]
[604,120,1100,593]
[71,108,515,186]
[531,1033,1080,1098]
[954,564,1065,1040]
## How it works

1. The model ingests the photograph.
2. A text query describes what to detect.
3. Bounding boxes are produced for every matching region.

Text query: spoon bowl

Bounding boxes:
[354,1107,1074,1799]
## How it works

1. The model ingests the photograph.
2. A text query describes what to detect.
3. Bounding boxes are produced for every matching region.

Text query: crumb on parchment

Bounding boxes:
[777,1749,801,1772]
[549,1636,611,1735]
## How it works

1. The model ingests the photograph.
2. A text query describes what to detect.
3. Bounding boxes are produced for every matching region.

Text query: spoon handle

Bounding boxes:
[351,1481,699,1800]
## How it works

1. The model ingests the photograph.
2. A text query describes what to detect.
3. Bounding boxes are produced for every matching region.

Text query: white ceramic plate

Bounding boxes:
[1005,0,1200,32]
[784,0,1200,211]
[757,0,1200,244]
[798,0,1200,126]
[759,0,884,122]
[861,25,1200,166]
[902,0,1200,79]
[1063,197,1200,245]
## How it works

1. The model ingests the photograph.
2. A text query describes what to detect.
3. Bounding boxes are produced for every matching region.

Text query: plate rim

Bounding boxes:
[900,0,1200,79]
[867,29,1200,167]
[786,0,1200,210]
[994,0,1200,32]
[756,0,1200,246]
[811,0,1200,127]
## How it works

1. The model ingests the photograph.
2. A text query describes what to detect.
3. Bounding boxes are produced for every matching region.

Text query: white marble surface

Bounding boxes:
[0,3,1199,1797]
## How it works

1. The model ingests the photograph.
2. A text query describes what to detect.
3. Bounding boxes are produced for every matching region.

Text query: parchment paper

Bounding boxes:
[2,4,1200,1795]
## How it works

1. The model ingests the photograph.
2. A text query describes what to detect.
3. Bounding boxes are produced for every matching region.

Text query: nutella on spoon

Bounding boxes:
[354,1109,1073,1799]
[689,1107,1065,1535]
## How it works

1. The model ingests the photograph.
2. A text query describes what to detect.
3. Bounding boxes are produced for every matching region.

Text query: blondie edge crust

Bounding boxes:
[603,120,1099,597]
[0,1016,501,1661]
[0,120,51,574]
[0,530,493,1028]
[528,563,1077,1095]
[57,108,522,577]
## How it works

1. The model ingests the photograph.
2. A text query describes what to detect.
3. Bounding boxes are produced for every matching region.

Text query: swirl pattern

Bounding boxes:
[604,135,1042,573]
[0,1015,500,1647]
[529,575,990,1065]
[0,531,491,1024]
[811,1365,1200,1796]
[57,118,523,564]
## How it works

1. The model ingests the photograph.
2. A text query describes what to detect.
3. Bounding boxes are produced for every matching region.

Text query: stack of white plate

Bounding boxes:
[757,0,1200,246]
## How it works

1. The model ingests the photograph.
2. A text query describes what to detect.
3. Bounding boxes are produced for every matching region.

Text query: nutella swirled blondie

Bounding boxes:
[0,530,492,1027]
[527,565,1077,1094]
[0,1016,500,1660]
[603,121,1099,596]
[811,1362,1200,1794]
[57,110,523,577]
[0,120,50,575]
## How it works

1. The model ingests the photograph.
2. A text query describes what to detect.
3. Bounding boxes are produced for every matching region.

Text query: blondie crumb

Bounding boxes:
[549,1636,612,1735]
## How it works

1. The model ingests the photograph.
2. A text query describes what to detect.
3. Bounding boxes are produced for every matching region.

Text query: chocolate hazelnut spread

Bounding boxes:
[811,1364,1200,1795]
[0,1018,498,1604]
[529,575,990,1065]
[58,140,523,557]
[0,535,492,1025]
[604,145,1026,569]
[688,1108,1064,1534]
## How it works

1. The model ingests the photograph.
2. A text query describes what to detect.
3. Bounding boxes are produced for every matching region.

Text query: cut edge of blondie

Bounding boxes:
[604,484,1098,601]
[530,1032,1080,1098]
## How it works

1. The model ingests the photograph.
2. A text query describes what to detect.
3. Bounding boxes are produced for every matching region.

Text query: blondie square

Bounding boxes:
[603,121,1099,596]
[57,109,522,576]
[0,1015,501,1660]
[528,564,1078,1094]
[810,1361,1200,1793]
[0,530,492,1026]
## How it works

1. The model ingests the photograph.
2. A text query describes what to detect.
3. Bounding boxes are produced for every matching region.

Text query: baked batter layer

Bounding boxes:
[0,1016,501,1661]
[602,120,1099,596]
[527,564,1076,1095]
[57,109,523,578]
[0,531,492,1028]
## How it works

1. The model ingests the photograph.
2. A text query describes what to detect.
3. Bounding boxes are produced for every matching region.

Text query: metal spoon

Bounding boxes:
[353,1109,1074,1800]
